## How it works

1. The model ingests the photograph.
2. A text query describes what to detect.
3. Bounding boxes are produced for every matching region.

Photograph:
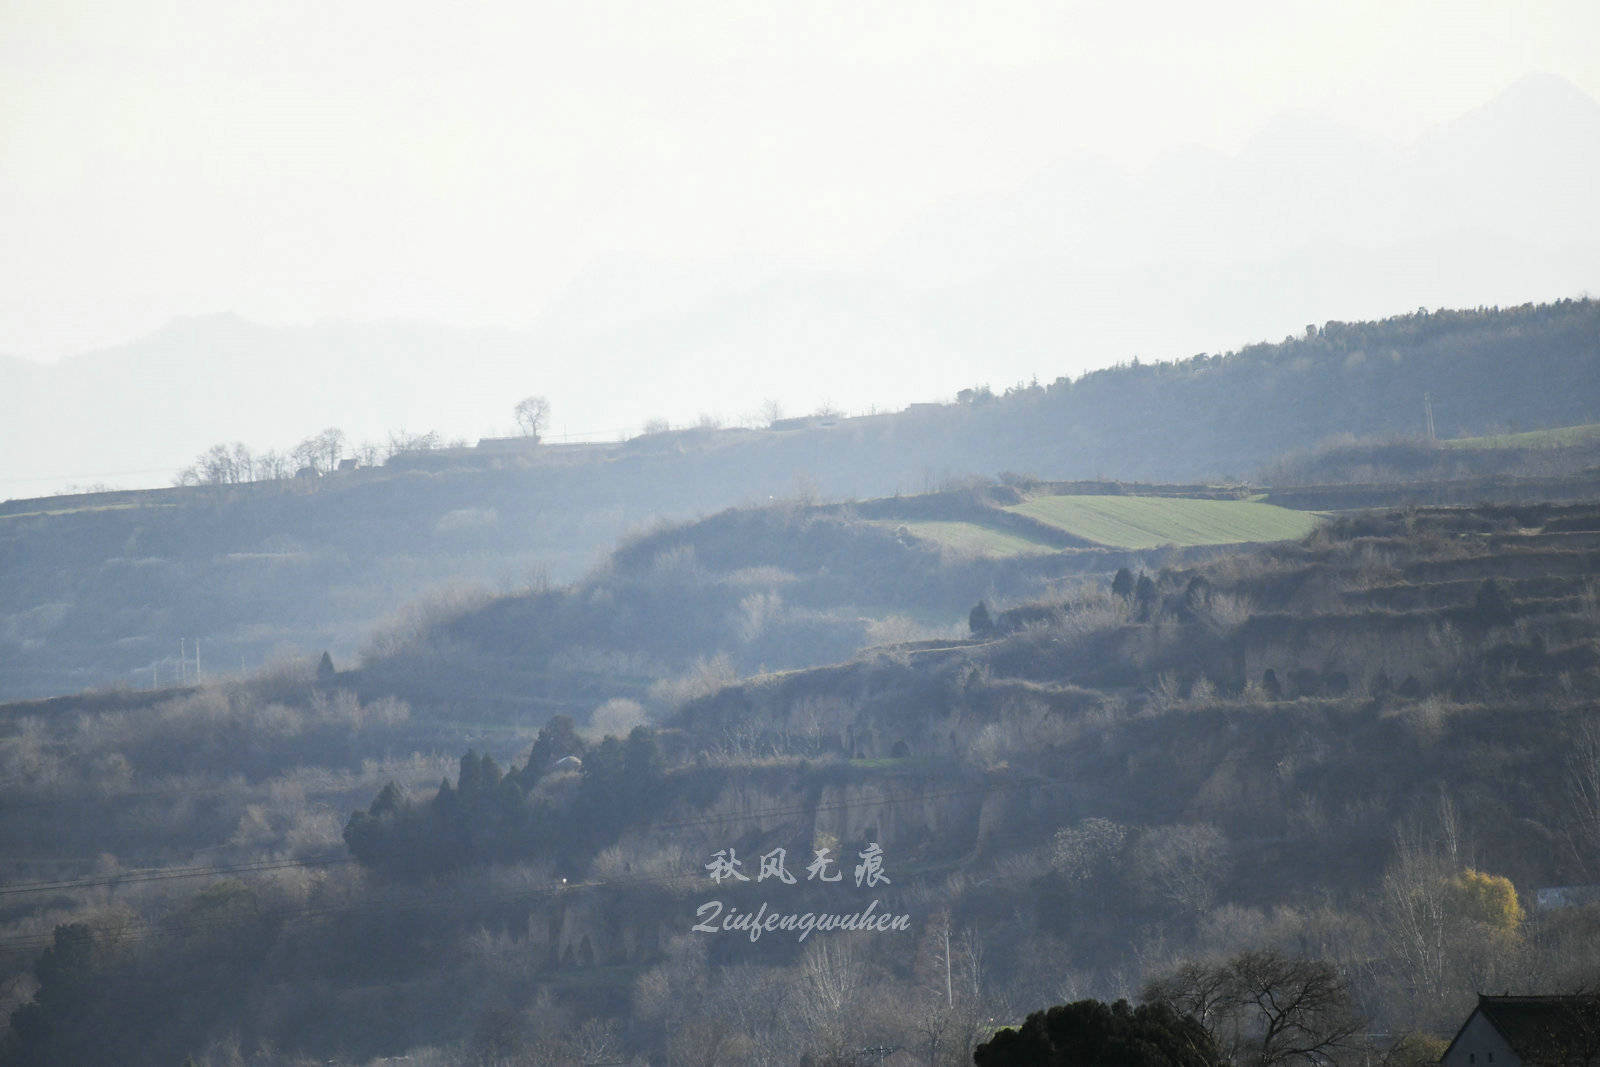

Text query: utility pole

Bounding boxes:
[1424,392,1436,442]
[944,925,953,1010]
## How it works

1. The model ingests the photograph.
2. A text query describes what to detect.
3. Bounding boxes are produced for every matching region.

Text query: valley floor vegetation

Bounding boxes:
[3,492,1600,1064]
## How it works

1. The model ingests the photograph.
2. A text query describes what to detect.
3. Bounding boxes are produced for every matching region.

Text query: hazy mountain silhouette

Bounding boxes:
[1,315,550,498]
[876,73,1600,281]
[4,75,1595,501]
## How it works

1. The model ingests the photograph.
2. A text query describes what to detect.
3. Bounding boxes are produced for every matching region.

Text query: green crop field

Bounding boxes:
[879,520,1060,558]
[1441,423,1600,450]
[1005,494,1321,549]
[0,501,149,521]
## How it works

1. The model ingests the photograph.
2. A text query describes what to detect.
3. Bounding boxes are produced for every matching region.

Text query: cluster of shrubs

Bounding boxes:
[344,717,665,879]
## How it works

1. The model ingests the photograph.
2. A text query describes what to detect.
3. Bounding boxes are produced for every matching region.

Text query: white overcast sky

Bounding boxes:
[4,0,1599,361]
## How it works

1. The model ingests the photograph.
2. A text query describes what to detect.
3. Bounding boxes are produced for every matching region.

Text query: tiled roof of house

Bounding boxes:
[1470,995,1600,1062]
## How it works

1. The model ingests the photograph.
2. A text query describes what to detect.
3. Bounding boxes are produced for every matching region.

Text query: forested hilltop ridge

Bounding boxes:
[2,298,1597,702]
[3,489,1600,1063]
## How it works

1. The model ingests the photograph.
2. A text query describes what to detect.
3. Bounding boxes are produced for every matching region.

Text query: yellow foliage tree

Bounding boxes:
[1441,868,1524,932]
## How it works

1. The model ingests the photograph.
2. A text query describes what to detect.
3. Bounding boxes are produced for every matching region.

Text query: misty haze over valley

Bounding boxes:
[2,3,1600,1065]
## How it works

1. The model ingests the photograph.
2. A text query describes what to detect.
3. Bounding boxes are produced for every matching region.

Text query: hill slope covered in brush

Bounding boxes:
[5,498,1600,1063]
[2,299,1595,703]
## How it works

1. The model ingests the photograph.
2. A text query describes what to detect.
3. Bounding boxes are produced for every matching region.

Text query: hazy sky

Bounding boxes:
[5,0,1599,361]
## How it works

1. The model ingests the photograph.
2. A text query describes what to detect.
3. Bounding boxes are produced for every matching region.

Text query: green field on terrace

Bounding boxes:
[1006,494,1321,549]
[877,520,1060,558]
[1442,422,1600,450]
[0,501,153,521]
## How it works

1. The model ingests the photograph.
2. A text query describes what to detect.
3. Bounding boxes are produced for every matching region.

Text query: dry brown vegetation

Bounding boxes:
[7,500,1600,1064]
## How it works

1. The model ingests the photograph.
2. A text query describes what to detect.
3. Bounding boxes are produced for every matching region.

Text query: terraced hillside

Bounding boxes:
[5,494,1600,1065]
[656,502,1600,1025]
[340,498,1600,1059]
[871,518,1061,557]
[348,484,1223,722]
[1442,421,1600,450]
[343,482,1332,720]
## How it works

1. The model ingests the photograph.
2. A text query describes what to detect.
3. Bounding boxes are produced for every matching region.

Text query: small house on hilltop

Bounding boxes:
[1441,994,1600,1066]
[1533,885,1600,912]
[475,435,539,453]
[769,415,821,431]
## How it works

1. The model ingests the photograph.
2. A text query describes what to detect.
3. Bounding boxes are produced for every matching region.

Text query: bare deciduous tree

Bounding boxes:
[1568,717,1600,876]
[290,427,345,474]
[798,935,868,1055]
[1143,958,1235,1035]
[256,448,291,480]
[513,395,551,439]
[382,429,439,461]
[1130,823,1229,917]
[1381,831,1453,1018]
[1227,950,1362,1066]
[1143,949,1361,1067]
[176,441,255,486]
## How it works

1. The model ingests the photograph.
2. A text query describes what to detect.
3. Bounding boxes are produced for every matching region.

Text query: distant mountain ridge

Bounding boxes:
[4,76,1596,502]
[2,298,1597,701]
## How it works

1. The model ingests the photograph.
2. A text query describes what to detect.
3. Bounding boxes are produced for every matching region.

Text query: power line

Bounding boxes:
[0,412,838,498]
[0,853,355,898]
[0,806,1017,957]
[0,771,1068,898]
[1,465,176,485]
[0,874,624,955]
[6,754,1591,958]
[1,424,641,493]
[13,752,1595,903]
[2,789,1577,960]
